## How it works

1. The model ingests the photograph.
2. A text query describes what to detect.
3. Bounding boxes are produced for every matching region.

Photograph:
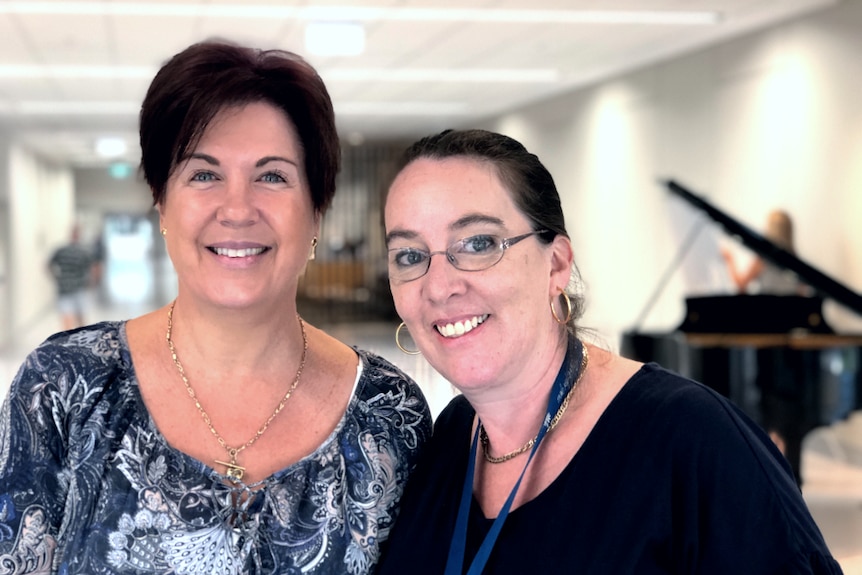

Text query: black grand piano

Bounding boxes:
[621,179,862,485]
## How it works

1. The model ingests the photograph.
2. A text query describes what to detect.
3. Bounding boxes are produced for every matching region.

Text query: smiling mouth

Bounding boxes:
[209,247,268,258]
[435,314,488,338]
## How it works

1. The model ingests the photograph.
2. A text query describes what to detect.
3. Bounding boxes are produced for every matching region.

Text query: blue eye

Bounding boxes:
[260,171,287,183]
[191,171,217,182]
[392,249,429,268]
[458,235,499,254]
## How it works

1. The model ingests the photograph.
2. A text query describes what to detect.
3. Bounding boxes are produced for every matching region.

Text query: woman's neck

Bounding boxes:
[165,298,306,384]
[465,335,571,455]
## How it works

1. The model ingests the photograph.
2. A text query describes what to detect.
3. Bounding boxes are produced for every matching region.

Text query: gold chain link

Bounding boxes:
[479,344,589,464]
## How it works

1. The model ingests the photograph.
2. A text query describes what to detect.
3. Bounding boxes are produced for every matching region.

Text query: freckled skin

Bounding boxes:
[385,156,572,397]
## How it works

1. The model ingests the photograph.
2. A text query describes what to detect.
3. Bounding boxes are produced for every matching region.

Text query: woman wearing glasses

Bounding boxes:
[375,129,841,574]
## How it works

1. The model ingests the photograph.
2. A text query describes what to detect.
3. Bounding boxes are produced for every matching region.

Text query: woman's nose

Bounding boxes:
[217,180,258,226]
[422,252,465,301]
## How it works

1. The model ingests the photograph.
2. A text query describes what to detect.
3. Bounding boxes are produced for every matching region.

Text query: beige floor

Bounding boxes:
[2,298,861,573]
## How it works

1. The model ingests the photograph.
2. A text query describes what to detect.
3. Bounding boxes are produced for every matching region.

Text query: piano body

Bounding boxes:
[621,180,862,485]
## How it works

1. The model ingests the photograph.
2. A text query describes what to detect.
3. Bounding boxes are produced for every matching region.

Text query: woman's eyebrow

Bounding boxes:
[256,155,299,168]
[178,153,299,168]
[183,152,219,165]
[451,214,505,230]
[385,214,506,245]
[385,230,418,245]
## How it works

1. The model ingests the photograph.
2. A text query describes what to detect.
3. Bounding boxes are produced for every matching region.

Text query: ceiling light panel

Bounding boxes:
[305,21,366,57]
[0,0,840,168]
[95,136,127,157]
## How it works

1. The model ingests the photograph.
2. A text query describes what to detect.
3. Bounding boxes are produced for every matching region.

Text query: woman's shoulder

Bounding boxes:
[9,321,133,400]
[354,348,427,400]
[26,321,129,367]
[609,362,795,476]
[619,362,730,409]
[603,362,779,457]
[349,348,433,441]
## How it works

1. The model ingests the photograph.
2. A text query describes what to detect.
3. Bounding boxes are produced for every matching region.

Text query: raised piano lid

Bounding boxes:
[663,179,862,319]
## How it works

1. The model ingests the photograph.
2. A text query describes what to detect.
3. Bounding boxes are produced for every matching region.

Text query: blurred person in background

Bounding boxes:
[48,224,97,330]
[721,208,812,457]
[0,39,430,574]
[721,208,808,296]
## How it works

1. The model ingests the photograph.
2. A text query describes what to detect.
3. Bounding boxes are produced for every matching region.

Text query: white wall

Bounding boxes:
[1,145,75,346]
[480,0,862,345]
[0,138,8,349]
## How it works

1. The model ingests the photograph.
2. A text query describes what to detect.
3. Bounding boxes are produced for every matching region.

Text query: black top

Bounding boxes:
[377,363,843,574]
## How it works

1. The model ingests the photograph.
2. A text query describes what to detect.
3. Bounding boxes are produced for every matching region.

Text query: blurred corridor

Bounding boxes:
[1,1,861,571]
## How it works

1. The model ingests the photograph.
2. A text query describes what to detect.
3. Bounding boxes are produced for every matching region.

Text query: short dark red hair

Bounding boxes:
[139,39,340,214]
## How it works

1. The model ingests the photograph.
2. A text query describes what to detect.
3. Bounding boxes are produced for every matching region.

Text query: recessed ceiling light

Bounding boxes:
[305,21,365,57]
[95,137,127,158]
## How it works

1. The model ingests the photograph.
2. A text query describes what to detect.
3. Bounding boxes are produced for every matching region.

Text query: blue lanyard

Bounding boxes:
[444,338,583,575]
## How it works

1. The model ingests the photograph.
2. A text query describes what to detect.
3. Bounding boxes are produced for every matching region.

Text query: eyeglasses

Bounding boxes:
[388,230,548,283]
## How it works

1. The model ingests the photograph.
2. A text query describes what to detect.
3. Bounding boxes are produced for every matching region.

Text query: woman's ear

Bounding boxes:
[549,234,575,293]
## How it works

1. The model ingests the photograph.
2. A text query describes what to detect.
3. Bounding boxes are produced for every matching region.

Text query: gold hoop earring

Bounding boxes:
[395,322,421,355]
[160,228,167,237]
[550,289,573,325]
[309,236,318,260]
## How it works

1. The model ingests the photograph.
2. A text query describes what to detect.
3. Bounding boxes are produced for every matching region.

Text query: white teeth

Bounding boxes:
[213,247,265,258]
[436,315,487,338]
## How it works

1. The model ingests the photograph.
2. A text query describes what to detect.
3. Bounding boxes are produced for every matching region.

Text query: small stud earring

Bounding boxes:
[309,236,318,260]
[160,228,167,236]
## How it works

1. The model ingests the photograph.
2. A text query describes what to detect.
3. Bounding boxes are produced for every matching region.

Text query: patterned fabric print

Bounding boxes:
[0,322,431,575]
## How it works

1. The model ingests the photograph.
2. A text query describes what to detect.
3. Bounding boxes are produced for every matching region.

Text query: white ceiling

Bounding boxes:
[0,0,839,169]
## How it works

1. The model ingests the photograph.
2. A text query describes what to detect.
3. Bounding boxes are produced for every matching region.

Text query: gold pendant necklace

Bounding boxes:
[165,300,308,482]
[479,344,589,464]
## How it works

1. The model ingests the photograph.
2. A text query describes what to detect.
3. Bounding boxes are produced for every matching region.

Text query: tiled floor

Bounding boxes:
[2,297,861,573]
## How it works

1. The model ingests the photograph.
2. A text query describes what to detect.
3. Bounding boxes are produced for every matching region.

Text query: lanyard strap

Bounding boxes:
[444,338,582,575]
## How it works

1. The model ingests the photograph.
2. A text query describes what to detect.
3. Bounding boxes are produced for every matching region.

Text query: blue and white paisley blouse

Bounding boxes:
[0,322,431,575]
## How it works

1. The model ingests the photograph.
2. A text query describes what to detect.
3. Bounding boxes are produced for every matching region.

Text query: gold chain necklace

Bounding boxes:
[479,344,589,464]
[165,300,308,482]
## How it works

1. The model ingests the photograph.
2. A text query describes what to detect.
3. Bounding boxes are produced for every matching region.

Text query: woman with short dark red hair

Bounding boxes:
[0,40,431,575]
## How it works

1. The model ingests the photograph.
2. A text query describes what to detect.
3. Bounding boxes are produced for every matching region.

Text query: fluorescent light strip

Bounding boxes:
[336,102,469,115]
[0,100,468,116]
[0,66,557,83]
[0,65,155,78]
[0,101,140,114]
[323,68,558,83]
[302,8,722,25]
[0,3,721,25]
